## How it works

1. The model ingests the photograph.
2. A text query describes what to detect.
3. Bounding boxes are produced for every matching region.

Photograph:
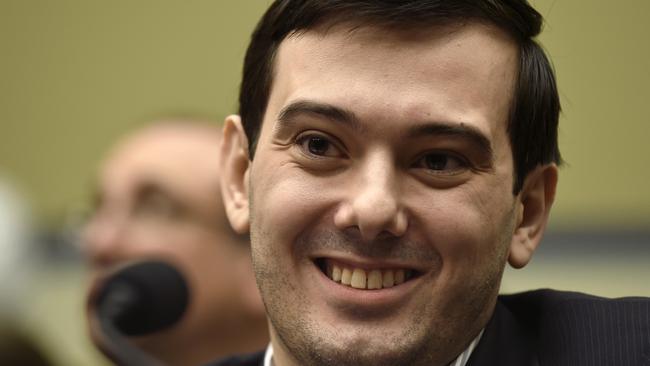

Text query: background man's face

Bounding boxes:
[83,126,248,349]
[247,22,520,366]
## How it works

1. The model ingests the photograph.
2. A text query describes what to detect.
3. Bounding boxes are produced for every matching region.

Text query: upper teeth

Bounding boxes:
[326,262,410,290]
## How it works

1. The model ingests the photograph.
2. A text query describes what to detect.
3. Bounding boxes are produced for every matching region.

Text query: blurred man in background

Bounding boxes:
[82,120,268,366]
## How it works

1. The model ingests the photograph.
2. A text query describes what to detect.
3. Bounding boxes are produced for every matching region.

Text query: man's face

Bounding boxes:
[84,126,247,344]
[243,22,522,366]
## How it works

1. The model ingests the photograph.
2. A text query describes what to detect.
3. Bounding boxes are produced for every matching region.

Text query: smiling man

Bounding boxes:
[214,1,650,366]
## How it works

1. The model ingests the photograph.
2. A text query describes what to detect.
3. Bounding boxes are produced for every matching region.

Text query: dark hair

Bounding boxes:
[239,0,561,193]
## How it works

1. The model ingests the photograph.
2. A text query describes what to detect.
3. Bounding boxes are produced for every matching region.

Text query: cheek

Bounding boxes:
[414,183,515,268]
[184,247,235,299]
[118,228,171,259]
[162,233,233,294]
[127,226,206,263]
[250,163,338,251]
[130,221,179,242]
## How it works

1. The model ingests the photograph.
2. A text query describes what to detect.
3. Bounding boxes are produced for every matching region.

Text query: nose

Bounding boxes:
[334,153,408,242]
[82,211,127,268]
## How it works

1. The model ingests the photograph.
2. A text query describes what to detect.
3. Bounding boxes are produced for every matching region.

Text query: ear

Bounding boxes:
[220,115,251,234]
[508,164,558,269]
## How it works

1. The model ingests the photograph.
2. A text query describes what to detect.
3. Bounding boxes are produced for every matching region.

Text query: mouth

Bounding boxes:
[314,258,422,290]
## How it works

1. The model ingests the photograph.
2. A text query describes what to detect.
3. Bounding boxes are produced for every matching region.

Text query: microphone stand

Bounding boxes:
[94,278,164,366]
[98,315,164,366]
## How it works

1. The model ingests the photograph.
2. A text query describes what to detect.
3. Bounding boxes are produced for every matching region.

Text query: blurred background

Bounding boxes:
[0,1,648,365]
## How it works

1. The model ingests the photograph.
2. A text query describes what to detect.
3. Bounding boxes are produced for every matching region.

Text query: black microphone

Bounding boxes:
[97,260,190,335]
[93,260,190,365]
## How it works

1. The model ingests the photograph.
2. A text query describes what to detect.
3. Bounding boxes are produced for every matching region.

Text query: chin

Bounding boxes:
[277,318,440,366]
[303,339,424,366]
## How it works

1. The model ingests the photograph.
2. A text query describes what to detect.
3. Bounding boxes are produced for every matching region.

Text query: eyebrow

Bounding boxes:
[276,100,364,133]
[276,99,494,159]
[407,123,494,159]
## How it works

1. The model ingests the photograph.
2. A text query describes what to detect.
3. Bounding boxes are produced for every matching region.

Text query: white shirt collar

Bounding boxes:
[263,343,274,366]
[263,329,483,366]
[449,329,484,366]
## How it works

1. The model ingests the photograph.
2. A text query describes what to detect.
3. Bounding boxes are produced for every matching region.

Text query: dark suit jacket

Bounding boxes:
[207,289,650,366]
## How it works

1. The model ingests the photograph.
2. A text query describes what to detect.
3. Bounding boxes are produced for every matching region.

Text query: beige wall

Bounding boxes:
[532,0,650,229]
[1,0,649,229]
[0,1,271,226]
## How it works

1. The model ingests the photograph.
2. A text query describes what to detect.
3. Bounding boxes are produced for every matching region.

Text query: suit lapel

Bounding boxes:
[466,300,539,366]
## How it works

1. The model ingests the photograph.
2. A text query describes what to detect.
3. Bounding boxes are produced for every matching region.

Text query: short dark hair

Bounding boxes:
[238,0,561,193]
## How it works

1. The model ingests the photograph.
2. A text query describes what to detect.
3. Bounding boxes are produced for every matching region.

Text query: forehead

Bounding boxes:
[100,127,221,196]
[267,21,518,142]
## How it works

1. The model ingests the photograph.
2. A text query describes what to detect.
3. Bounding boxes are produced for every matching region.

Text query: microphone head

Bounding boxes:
[96,260,190,336]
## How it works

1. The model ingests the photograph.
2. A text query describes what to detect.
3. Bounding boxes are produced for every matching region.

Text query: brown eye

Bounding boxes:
[417,152,468,173]
[296,134,343,158]
[425,154,449,170]
[307,136,330,155]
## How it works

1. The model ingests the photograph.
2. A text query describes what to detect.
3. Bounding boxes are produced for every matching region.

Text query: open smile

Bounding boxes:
[315,258,423,290]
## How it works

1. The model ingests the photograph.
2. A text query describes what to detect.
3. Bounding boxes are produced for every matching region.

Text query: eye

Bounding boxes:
[296,133,344,158]
[134,191,184,220]
[415,151,468,174]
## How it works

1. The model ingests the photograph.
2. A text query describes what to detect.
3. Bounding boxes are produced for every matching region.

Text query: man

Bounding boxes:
[216,1,650,366]
[83,120,268,366]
